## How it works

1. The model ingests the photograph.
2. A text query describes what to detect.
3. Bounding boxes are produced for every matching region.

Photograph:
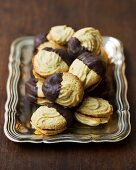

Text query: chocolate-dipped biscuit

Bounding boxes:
[31,104,73,135]
[69,52,106,89]
[68,27,102,57]
[33,49,69,78]
[42,73,63,102]
[68,37,87,59]
[42,72,84,107]
[25,78,51,105]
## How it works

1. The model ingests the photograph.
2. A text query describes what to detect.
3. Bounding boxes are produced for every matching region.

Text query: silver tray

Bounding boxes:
[4,36,131,143]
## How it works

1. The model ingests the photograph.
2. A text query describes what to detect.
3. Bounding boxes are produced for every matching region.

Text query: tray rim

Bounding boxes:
[4,36,131,143]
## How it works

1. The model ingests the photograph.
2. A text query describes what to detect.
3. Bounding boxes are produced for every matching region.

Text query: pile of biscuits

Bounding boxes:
[25,25,113,136]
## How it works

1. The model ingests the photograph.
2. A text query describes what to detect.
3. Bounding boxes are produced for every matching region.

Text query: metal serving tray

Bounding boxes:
[4,36,131,143]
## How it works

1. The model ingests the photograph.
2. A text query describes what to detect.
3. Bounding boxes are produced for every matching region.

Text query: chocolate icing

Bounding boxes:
[34,33,47,48]
[47,103,73,127]
[33,33,47,54]
[42,73,63,102]
[68,37,87,59]
[44,47,73,66]
[78,52,106,77]
[25,78,38,102]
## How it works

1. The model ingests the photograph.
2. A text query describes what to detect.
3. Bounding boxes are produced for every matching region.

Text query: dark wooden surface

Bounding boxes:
[0,0,136,169]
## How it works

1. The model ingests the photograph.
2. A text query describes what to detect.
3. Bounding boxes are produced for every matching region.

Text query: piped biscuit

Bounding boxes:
[68,27,102,57]
[42,72,84,107]
[33,48,69,78]
[69,52,106,89]
[75,97,113,126]
[47,25,74,45]
[31,104,73,135]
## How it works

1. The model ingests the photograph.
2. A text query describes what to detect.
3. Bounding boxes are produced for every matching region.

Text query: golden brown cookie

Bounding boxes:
[69,52,106,89]
[33,49,69,78]
[42,72,84,107]
[75,97,113,126]
[47,25,74,45]
[31,104,73,135]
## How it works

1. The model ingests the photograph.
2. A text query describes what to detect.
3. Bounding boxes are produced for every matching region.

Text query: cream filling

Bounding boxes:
[75,112,110,126]
[36,81,44,97]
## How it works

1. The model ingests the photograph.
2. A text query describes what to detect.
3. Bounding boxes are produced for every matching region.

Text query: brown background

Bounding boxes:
[0,0,136,170]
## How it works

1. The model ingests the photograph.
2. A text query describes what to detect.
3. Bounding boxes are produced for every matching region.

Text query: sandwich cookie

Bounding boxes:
[47,25,74,45]
[69,52,106,89]
[42,72,84,107]
[31,104,73,135]
[75,97,113,126]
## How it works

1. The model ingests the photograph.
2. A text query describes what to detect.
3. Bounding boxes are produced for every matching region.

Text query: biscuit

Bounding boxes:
[75,97,113,126]
[69,52,106,89]
[42,72,84,107]
[25,78,51,105]
[47,25,74,45]
[75,112,110,126]
[33,49,69,78]
[31,104,73,135]
[68,27,102,57]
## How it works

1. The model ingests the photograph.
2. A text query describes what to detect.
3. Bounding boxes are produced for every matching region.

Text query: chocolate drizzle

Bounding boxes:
[68,37,87,59]
[42,73,63,102]
[78,52,106,77]
[25,78,38,102]
[44,47,73,66]
[47,103,73,127]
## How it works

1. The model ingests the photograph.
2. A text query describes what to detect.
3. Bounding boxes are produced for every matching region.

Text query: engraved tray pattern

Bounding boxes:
[4,36,131,143]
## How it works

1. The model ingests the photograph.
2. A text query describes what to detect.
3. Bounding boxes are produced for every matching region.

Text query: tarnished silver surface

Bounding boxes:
[4,36,131,143]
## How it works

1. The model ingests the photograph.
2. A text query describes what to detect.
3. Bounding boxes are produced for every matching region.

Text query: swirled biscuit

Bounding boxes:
[68,27,102,57]
[69,52,106,89]
[25,78,51,105]
[75,97,113,126]
[42,73,84,107]
[33,49,69,78]
[31,104,73,135]
[47,25,74,45]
